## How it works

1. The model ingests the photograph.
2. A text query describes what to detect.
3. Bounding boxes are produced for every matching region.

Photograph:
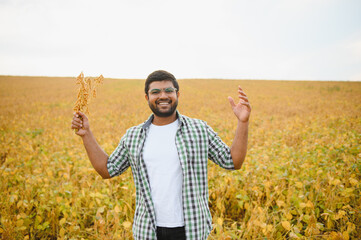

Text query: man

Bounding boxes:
[71,70,251,240]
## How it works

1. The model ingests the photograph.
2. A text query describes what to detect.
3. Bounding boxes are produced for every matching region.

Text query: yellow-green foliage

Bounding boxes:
[0,76,360,239]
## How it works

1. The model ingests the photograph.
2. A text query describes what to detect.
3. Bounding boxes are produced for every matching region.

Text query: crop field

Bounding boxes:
[0,76,360,239]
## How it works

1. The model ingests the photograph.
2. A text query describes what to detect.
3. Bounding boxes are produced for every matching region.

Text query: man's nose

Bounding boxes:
[159,90,168,98]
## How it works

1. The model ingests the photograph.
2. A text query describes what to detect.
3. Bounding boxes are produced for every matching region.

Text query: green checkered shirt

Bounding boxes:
[107,112,235,240]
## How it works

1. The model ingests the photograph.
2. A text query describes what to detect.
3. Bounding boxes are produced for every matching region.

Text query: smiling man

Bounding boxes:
[71,70,251,240]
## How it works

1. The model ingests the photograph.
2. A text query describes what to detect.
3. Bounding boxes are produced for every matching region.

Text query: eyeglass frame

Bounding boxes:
[148,87,178,95]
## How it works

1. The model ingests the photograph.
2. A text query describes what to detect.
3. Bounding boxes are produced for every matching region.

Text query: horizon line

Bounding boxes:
[0,74,360,82]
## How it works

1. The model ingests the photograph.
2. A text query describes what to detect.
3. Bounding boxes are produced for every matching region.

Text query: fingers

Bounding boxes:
[236,86,251,109]
[230,86,250,105]
[228,96,236,108]
[241,101,251,108]
[238,95,249,102]
[71,120,82,130]
[241,101,252,112]
[77,111,88,120]
[71,112,83,130]
[237,85,250,103]
[71,119,82,129]
[238,85,247,97]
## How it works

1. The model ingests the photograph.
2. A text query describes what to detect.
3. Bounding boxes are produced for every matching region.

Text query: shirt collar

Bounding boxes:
[141,110,184,130]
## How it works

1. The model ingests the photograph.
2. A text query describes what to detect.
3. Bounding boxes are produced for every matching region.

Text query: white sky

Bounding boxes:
[0,0,360,80]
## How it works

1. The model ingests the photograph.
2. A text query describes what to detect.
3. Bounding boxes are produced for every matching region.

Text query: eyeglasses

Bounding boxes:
[148,87,177,95]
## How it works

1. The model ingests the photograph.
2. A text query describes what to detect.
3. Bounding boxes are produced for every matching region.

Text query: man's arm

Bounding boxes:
[71,111,111,179]
[228,86,251,170]
[230,121,248,169]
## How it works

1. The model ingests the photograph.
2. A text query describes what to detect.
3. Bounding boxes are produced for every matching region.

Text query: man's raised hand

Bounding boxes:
[71,111,90,136]
[228,86,251,123]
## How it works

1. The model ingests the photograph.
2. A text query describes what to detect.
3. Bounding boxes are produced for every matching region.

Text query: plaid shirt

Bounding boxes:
[107,112,235,240]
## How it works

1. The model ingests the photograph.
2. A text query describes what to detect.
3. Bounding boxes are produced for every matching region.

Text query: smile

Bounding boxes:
[157,101,171,106]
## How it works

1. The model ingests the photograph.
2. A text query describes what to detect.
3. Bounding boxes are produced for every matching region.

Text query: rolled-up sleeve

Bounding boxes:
[107,134,130,178]
[206,124,235,170]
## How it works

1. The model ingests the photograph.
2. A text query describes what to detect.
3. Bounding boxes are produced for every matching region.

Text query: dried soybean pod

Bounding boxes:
[73,72,103,132]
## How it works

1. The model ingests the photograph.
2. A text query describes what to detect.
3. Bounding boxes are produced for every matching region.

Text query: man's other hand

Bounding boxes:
[228,86,251,123]
[71,111,90,136]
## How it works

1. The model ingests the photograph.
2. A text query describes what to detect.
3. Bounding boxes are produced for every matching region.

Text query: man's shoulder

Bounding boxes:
[126,122,145,133]
[179,114,208,128]
[121,120,148,140]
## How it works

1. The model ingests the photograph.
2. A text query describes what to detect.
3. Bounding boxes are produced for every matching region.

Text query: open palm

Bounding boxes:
[228,86,251,122]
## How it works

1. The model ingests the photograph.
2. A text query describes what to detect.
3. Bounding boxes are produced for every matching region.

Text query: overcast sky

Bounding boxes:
[0,0,360,80]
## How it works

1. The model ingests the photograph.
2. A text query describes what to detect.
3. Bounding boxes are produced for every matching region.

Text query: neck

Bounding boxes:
[152,112,177,126]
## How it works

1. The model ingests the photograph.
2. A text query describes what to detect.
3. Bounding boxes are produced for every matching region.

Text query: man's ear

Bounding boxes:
[177,91,180,98]
[145,94,149,101]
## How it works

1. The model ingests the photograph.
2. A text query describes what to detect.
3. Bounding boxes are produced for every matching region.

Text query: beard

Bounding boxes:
[148,99,178,117]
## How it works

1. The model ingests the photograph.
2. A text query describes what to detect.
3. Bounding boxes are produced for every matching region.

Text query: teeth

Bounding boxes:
[159,102,169,105]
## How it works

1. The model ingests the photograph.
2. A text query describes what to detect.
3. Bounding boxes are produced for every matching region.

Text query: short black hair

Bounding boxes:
[145,70,179,95]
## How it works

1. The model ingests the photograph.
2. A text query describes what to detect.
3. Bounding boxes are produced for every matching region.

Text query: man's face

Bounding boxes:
[145,80,179,117]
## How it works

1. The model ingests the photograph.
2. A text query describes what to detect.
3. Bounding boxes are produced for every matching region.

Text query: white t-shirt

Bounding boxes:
[142,119,184,227]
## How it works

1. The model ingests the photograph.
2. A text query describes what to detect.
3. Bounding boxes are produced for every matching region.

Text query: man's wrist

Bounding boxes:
[237,119,249,124]
[81,129,93,140]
